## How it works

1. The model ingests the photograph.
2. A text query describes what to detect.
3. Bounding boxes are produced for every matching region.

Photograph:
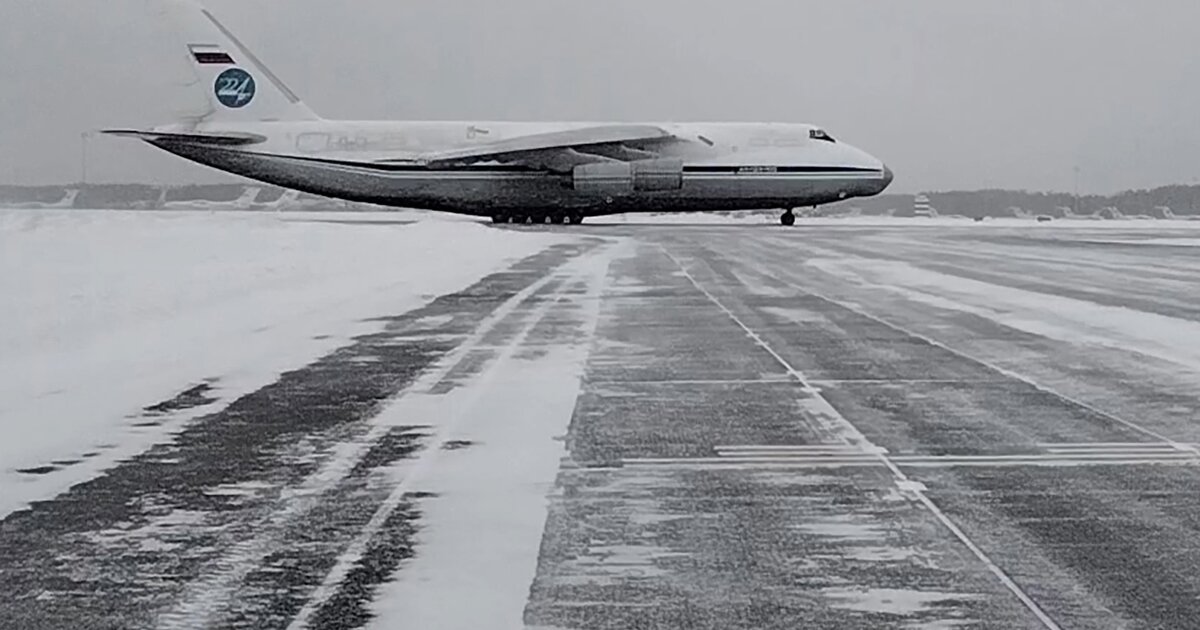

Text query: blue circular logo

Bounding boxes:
[214,68,256,108]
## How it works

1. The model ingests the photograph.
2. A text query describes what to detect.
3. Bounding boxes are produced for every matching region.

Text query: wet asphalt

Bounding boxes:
[4,222,1200,629]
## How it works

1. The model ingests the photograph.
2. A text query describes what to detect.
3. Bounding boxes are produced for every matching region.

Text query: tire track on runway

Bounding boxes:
[0,241,598,630]
[659,243,1065,630]
[285,248,614,630]
[160,246,606,629]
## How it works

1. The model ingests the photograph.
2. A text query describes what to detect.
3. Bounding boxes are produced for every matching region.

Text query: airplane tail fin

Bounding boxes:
[152,0,319,126]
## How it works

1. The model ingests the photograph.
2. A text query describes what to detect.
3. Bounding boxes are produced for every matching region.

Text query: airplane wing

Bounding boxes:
[101,129,267,146]
[398,125,676,171]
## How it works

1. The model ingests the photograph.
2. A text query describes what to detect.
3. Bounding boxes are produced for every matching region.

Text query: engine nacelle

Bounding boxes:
[572,159,683,195]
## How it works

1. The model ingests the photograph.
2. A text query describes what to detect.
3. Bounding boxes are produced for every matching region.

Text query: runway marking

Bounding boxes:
[1037,441,1200,451]
[625,441,1200,469]
[161,250,589,629]
[626,454,1200,470]
[717,444,886,454]
[809,378,1005,385]
[287,246,615,630]
[789,278,1200,459]
[659,245,1064,630]
[585,378,793,385]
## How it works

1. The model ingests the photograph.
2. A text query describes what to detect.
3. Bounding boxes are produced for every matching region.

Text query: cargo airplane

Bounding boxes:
[106,0,893,226]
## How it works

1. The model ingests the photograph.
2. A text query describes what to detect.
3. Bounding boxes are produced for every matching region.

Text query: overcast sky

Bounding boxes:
[1,0,1198,193]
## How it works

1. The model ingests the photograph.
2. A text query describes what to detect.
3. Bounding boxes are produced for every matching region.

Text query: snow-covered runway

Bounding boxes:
[0,210,566,518]
[4,214,1200,628]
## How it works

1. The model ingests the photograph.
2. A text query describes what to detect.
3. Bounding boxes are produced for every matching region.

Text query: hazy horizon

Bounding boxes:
[2,0,1198,194]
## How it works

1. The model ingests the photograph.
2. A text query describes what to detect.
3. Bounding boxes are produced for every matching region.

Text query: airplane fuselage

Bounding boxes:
[149,120,893,219]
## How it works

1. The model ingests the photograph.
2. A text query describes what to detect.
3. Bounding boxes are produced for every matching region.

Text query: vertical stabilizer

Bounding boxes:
[153,0,320,126]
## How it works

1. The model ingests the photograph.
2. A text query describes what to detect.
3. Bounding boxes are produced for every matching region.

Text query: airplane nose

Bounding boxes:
[881,165,894,189]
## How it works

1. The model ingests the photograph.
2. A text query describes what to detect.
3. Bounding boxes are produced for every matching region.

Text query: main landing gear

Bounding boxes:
[780,209,796,226]
[491,213,585,226]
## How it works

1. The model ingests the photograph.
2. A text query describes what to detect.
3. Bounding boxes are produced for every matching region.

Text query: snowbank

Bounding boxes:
[0,209,567,517]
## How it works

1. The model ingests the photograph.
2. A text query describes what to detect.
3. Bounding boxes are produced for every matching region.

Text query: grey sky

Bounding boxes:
[1,0,1198,194]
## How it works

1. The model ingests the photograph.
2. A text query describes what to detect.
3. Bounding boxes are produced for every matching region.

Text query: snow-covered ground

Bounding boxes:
[0,209,567,517]
[809,257,1200,375]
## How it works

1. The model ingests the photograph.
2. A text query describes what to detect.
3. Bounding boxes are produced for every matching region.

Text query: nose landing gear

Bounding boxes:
[780,209,796,226]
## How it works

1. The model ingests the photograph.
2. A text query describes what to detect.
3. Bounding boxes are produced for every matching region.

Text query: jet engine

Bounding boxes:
[572,158,683,195]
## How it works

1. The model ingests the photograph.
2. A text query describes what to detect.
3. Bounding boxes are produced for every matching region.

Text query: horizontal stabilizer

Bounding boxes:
[101,129,267,146]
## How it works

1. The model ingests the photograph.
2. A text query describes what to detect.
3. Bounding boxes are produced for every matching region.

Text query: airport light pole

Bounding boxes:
[80,132,91,185]
[1073,166,1080,214]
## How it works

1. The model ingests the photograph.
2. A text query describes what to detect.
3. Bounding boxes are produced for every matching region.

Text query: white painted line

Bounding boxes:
[716,444,871,453]
[658,247,874,450]
[626,455,1198,470]
[714,452,874,459]
[1037,442,1185,448]
[893,452,1196,462]
[660,245,1064,630]
[899,458,1198,468]
[1044,446,1182,455]
[908,488,1064,630]
[810,378,1003,385]
[586,378,794,385]
[627,456,879,466]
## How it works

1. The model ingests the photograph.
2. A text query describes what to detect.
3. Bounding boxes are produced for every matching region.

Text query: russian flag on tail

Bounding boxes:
[188,44,234,64]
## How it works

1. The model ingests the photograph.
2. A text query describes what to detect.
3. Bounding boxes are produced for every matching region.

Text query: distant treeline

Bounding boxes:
[827,185,1200,218]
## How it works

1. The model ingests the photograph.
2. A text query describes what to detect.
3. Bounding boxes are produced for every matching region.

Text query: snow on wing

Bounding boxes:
[406,125,675,169]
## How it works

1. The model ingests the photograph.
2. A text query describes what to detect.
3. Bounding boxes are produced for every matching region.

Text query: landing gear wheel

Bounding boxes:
[780,211,796,226]
[568,214,584,225]
[510,214,527,224]
[550,214,565,225]
[491,214,506,224]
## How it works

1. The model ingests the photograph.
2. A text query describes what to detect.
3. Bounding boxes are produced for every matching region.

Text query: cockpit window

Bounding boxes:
[810,129,836,143]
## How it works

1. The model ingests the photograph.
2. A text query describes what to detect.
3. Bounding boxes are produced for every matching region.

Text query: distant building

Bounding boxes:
[1097,206,1124,220]
[1150,206,1175,219]
[913,194,937,217]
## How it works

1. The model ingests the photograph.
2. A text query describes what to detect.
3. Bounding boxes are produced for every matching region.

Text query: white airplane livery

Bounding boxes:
[106,1,893,225]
